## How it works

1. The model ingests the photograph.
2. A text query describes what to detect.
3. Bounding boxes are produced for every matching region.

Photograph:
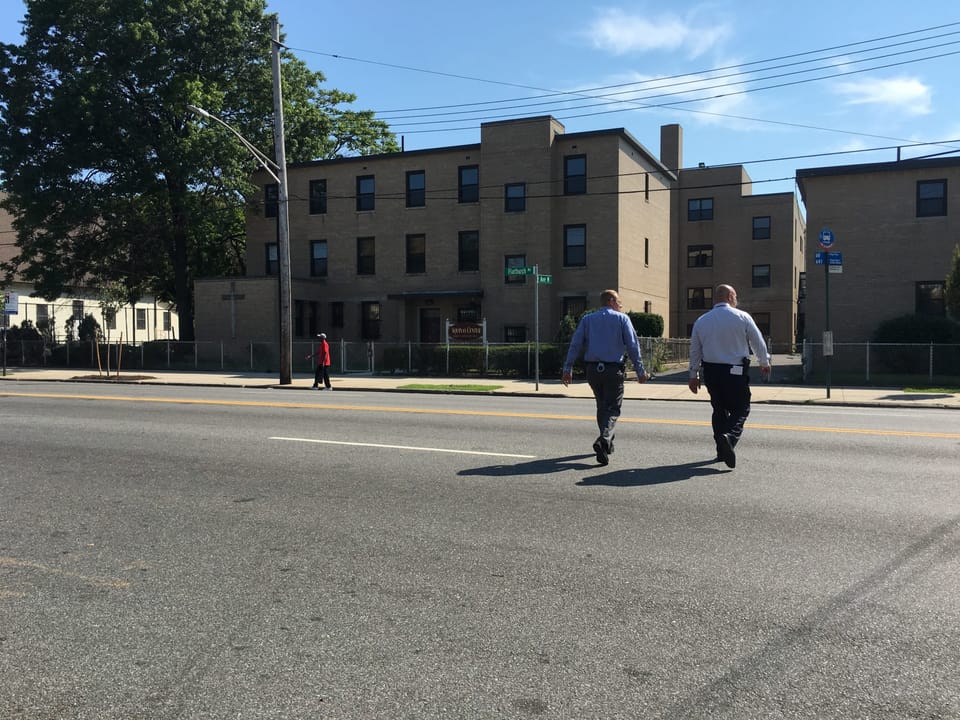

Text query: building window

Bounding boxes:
[356,175,375,212]
[564,154,586,195]
[311,240,328,277]
[687,287,712,310]
[752,264,771,288]
[264,183,278,218]
[916,281,946,315]
[752,312,771,338]
[136,308,147,331]
[562,296,587,319]
[505,183,526,212]
[687,244,713,267]
[505,254,527,284]
[406,170,426,208]
[504,326,527,343]
[644,237,650,267]
[644,300,652,313]
[458,304,481,322]
[331,301,344,328]
[458,165,479,203]
[563,224,586,267]
[752,216,771,239]
[361,301,381,340]
[104,308,117,330]
[458,230,479,272]
[687,197,713,221]
[36,304,49,328]
[406,234,426,274]
[917,179,947,217]
[309,179,327,214]
[294,300,305,338]
[307,301,319,336]
[644,172,650,201]
[265,243,278,275]
[72,300,84,320]
[163,311,171,332]
[357,236,375,275]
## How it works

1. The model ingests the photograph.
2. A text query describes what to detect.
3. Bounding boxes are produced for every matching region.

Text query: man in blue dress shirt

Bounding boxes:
[562,289,650,465]
[688,284,771,468]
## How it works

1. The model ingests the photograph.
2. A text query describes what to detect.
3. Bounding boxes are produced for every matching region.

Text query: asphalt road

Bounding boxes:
[2,383,959,719]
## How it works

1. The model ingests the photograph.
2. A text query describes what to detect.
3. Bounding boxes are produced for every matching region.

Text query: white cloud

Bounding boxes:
[832,76,932,116]
[586,8,730,58]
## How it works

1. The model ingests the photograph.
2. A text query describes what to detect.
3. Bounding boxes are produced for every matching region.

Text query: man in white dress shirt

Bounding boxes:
[688,284,771,468]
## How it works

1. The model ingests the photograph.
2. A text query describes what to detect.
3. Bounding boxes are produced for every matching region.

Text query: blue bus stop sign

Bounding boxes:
[818,228,835,249]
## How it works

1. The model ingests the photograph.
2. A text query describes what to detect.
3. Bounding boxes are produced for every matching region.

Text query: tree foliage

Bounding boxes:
[946,243,960,322]
[0,0,398,340]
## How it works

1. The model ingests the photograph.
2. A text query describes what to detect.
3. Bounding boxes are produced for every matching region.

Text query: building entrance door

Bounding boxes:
[419,308,441,343]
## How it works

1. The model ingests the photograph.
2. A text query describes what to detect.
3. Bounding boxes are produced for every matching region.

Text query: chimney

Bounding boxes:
[660,124,682,174]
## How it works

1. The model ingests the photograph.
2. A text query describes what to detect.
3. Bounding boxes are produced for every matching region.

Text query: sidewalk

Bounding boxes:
[2,366,959,409]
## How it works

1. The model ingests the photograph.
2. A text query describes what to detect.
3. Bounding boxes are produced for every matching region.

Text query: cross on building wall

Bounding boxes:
[221,281,245,339]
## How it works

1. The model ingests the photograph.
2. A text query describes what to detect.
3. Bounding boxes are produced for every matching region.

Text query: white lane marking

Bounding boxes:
[269,436,536,459]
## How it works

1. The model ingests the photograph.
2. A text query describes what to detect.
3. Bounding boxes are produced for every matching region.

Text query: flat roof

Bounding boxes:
[796,154,960,200]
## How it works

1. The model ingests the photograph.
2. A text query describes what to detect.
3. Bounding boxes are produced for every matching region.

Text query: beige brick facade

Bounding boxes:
[194,116,805,348]
[672,165,805,349]
[798,158,960,341]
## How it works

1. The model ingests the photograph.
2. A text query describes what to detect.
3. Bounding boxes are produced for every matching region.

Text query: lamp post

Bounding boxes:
[187,98,292,383]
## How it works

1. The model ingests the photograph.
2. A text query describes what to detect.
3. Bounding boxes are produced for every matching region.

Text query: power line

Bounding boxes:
[289,20,960,114]
[384,48,960,130]
[375,30,960,120]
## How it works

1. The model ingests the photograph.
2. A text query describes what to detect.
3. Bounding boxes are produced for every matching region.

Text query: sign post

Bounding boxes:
[818,229,836,398]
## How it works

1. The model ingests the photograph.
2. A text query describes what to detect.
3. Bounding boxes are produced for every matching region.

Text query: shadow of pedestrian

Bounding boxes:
[576,458,725,487]
[458,454,596,478]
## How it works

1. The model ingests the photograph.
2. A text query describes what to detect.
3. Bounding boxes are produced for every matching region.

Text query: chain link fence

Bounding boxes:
[1,336,692,379]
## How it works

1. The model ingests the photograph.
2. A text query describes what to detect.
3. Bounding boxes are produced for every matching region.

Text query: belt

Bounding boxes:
[586,361,624,372]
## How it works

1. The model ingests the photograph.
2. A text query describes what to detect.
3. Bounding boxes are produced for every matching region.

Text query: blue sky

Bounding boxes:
[3,1,959,204]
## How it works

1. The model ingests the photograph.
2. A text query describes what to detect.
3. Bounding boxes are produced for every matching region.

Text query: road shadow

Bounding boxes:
[458,455,726,486]
[576,458,725,487]
[458,454,596,478]
[878,392,954,401]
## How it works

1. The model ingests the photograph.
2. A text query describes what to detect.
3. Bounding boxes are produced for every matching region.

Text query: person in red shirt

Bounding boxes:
[306,333,332,390]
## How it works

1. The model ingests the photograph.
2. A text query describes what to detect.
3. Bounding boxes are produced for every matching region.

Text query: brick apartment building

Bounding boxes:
[797,156,959,341]
[191,115,806,349]
[667,126,805,347]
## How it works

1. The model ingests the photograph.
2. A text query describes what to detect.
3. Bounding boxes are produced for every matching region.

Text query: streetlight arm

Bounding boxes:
[187,104,281,183]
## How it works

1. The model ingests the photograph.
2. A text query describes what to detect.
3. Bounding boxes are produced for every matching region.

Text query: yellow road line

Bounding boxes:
[4,390,960,439]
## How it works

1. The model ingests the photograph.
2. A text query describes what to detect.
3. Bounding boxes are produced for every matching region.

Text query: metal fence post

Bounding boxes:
[865,342,870,383]
[930,342,934,382]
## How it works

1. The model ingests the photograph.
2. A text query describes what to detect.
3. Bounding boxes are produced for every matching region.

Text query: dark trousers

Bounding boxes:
[702,363,751,451]
[586,363,626,446]
[314,365,331,388]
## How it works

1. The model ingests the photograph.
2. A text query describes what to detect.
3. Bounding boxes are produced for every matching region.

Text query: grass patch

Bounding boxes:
[903,386,960,394]
[397,383,503,393]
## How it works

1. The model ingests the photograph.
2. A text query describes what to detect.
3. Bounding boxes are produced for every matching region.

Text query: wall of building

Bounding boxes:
[800,160,959,341]
[672,165,804,348]
[222,116,680,345]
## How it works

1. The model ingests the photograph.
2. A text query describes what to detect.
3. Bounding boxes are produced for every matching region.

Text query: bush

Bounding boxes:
[872,314,960,343]
[628,312,664,337]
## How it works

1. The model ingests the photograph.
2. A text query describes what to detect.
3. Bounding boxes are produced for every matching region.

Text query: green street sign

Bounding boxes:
[537,274,552,284]
[505,266,534,276]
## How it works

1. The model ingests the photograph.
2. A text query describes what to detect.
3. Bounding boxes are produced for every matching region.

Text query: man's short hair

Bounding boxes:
[600,289,619,305]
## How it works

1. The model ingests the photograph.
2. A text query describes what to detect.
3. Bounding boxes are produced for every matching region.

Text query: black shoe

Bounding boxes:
[593,439,609,466]
[718,434,736,469]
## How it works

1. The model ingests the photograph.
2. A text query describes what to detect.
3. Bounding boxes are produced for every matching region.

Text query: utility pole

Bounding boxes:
[271,17,292,385]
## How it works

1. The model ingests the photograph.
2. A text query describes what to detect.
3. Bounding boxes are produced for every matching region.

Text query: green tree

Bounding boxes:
[0,0,398,341]
[946,243,960,321]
